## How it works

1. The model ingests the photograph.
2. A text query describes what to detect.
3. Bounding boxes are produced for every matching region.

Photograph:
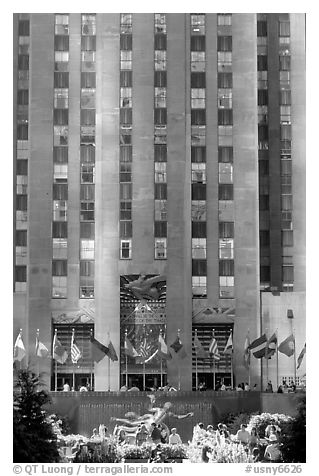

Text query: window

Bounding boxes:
[154,108,167,125]
[219,259,234,276]
[53,183,68,200]
[80,260,94,297]
[279,21,290,37]
[258,89,268,106]
[218,89,232,109]
[282,230,293,246]
[154,87,167,108]
[217,14,232,26]
[259,194,269,210]
[80,240,95,260]
[120,240,132,259]
[192,276,207,297]
[52,221,67,238]
[257,55,268,71]
[191,109,206,125]
[120,145,132,162]
[192,200,206,221]
[120,34,132,50]
[120,14,132,34]
[81,109,96,126]
[52,260,67,276]
[18,54,29,70]
[154,200,167,220]
[154,144,167,162]
[81,36,96,51]
[154,71,167,87]
[155,162,167,182]
[52,238,67,259]
[16,230,27,246]
[120,183,132,200]
[257,20,267,37]
[54,35,69,51]
[17,89,29,105]
[120,162,132,182]
[16,159,28,175]
[281,124,291,141]
[219,163,233,183]
[191,52,206,72]
[81,89,96,108]
[81,72,96,88]
[55,14,69,35]
[192,259,207,276]
[155,238,167,259]
[120,221,132,238]
[53,201,67,221]
[218,147,233,163]
[120,128,132,145]
[155,13,166,33]
[120,87,132,108]
[218,73,232,88]
[219,276,234,298]
[120,70,132,87]
[80,185,95,202]
[260,230,270,247]
[192,238,206,259]
[191,163,206,183]
[191,72,206,88]
[218,109,233,125]
[120,201,132,220]
[190,14,205,35]
[154,50,167,70]
[81,145,95,163]
[219,222,234,238]
[281,194,292,211]
[54,72,69,88]
[219,184,233,200]
[16,194,27,211]
[54,89,69,109]
[155,183,167,200]
[154,34,167,50]
[154,126,167,144]
[154,221,167,237]
[279,55,291,71]
[219,238,234,259]
[54,109,68,125]
[192,183,206,200]
[191,89,205,109]
[54,163,68,182]
[19,20,30,36]
[192,221,206,238]
[17,124,28,140]
[217,36,232,51]
[219,200,234,221]
[80,202,94,221]
[80,222,95,239]
[191,146,206,163]
[15,265,27,282]
[282,265,294,283]
[81,164,95,183]
[120,51,132,70]
[191,36,205,51]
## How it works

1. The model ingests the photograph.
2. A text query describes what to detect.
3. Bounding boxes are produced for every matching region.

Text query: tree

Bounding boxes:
[13,369,60,462]
[279,396,306,463]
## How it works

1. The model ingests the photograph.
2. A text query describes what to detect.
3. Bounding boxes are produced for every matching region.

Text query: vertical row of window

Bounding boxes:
[257,13,271,287]
[52,14,69,298]
[154,13,167,260]
[278,14,293,291]
[15,14,30,292]
[120,14,133,259]
[79,14,96,297]
[217,14,234,299]
[190,14,207,297]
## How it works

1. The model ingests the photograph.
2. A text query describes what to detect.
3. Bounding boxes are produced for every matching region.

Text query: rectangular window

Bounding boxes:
[219,238,234,259]
[218,109,233,125]
[80,202,94,221]
[53,183,68,200]
[154,108,167,125]
[192,183,206,200]
[259,194,269,210]
[120,239,132,259]
[120,70,132,87]
[54,109,68,125]
[218,147,233,163]
[16,194,27,211]
[192,276,207,297]
[282,265,294,283]
[120,51,132,70]
[282,230,293,246]
[120,183,132,200]
[154,50,167,70]
[155,13,166,33]
[191,88,205,109]
[154,71,167,87]
[191,52,206,72]
[191,36,205,51]
[219,163,233,183]
[257,20,267,37]
[18,54,29,70]
[120,87,132,108]
[120,221,132,238]
[120,162,132,182]
[279,21,290,37]
[154,126,167,144]
[154,183,167,200]
[279,55,291,71]
[81,109,96,126]
[52,276,67,298]
[17,89,29,105]
[154,144,167,162]
[191,146,206,163]
[154,162,167,183]
[19,20,30,36]
[81,36,96,51]
[81,72,96,88]
[53,163,68,182]
[155,238,167,259]
[191,200,206,221]
[120,201,132,220]
[217,36,232,51]
[219,200,234,221]
[218,89,232,109]
[82,14,96,35]
[54,72,69,88]
[154,221,167,237]
[16,230,27,246]
[258,89,268,106]
[192,238,206,259]
[55,14,69,35]
[52,260,67,276]
[154,87,167,108]
[192,221,207,238]
[217,14,232,26]
[17,124,28,140]
[219,259,234,276]
[192,259,207,276]
[191,109,206,125]
[54,89,69,109]
[15,265,27,282]
[154,200,167,221]
[260,230,270,247]
[16,159,28,175]
[81,164,95,183]
[219,222,234,238]
[120,145,132,162]
[120,34,132,50]
[191,14,205,35]
[120,13,132,33]
[154,33,167,50]
[257,55,268,71]
[80,222,95,239]
[81,145,95,163]
[218,73,232,88]
[191,72,206,88]
[52,221,67,238]
[52,238,67,259]
[80,240,95,260]
[53,201,67,221]
[54,35,69,51]
[219,276,234,298]
[219,184,233,200]
[81,89,96,109]
[191,163,206,183]
[80,260,94,298]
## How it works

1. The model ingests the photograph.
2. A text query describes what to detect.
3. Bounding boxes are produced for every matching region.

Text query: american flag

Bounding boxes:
[209,337,220,361]
[71,331,82,364]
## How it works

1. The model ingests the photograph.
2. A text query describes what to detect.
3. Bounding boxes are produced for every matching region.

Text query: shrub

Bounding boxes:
[220,412,253,434]
[13,369,60,463]
[116,443,153,461]
[156,444,188,460]
[247,412,293,437]
[279,396,306,463]
[187,440,253,463]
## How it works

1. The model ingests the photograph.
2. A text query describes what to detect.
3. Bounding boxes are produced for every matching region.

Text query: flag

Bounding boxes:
[193,334,208,358]
[297,343,306,369]
[136,337,150,364]
[35,333,49,358]
[158,334,172,360]
[13,331,26,362]
[249,333,267,358]
[223,332,233,355]
[265,332,277,359]
[106,339,118,362]
[208,337,220,361]
[278,334,295,357]
[170,336,187,359]
[244,334,251,369]
[124,335,139,358]
[71,332,82,364]
[53,333,68,364]
[90,336,109,363]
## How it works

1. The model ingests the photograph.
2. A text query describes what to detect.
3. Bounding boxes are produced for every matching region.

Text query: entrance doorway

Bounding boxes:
[120,373,167,391]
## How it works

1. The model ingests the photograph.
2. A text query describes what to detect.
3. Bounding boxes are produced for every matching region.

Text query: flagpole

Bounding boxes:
[276,329,279,390]
[54,329,58,391]
[265,328,269,388]
[143,324,146,391]
[195,329,198,391]
[125,329,128,388]
[177,328,181,391]
[107,332,111,392]
[247,329,251,388]
[72,328,75,391]
[90,328,93,391]
[293,328,297,385]
[212,329,215,390]
[230,332,234,389]
[36,329,40,379]
[160,329,163,388]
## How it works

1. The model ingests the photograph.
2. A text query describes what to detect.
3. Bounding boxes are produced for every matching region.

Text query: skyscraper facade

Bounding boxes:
[13,13,306,391]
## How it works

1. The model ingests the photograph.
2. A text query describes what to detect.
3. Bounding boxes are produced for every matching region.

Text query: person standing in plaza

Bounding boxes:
[150,423,162,445]
[168,428,182,445]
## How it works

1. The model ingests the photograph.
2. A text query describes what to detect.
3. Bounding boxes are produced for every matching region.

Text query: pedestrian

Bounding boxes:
[63,381,70,391]
[160,426,169,444]
[264,434,282,462]
[136,424,149,446]
[248,427,260,450]
[266,381,273,393]
[150,423,162,444]
[168,427,182,445]
[244,382,250,391]
[235,424,250,444]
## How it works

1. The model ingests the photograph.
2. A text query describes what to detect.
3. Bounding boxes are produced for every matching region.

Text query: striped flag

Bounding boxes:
[297,343,306,369]
[90,335,109,363]
[265,332,277,359]
[71,330,82,364]
[249,334,267,358]
[223,332,233,355]
[13,330,26,362]
[244,334,251,369]
[209,336,220,361]
[35,330,49,358]
[53,332,68,364]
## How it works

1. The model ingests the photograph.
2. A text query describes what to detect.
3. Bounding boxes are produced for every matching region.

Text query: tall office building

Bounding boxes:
[13,13,306,391]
